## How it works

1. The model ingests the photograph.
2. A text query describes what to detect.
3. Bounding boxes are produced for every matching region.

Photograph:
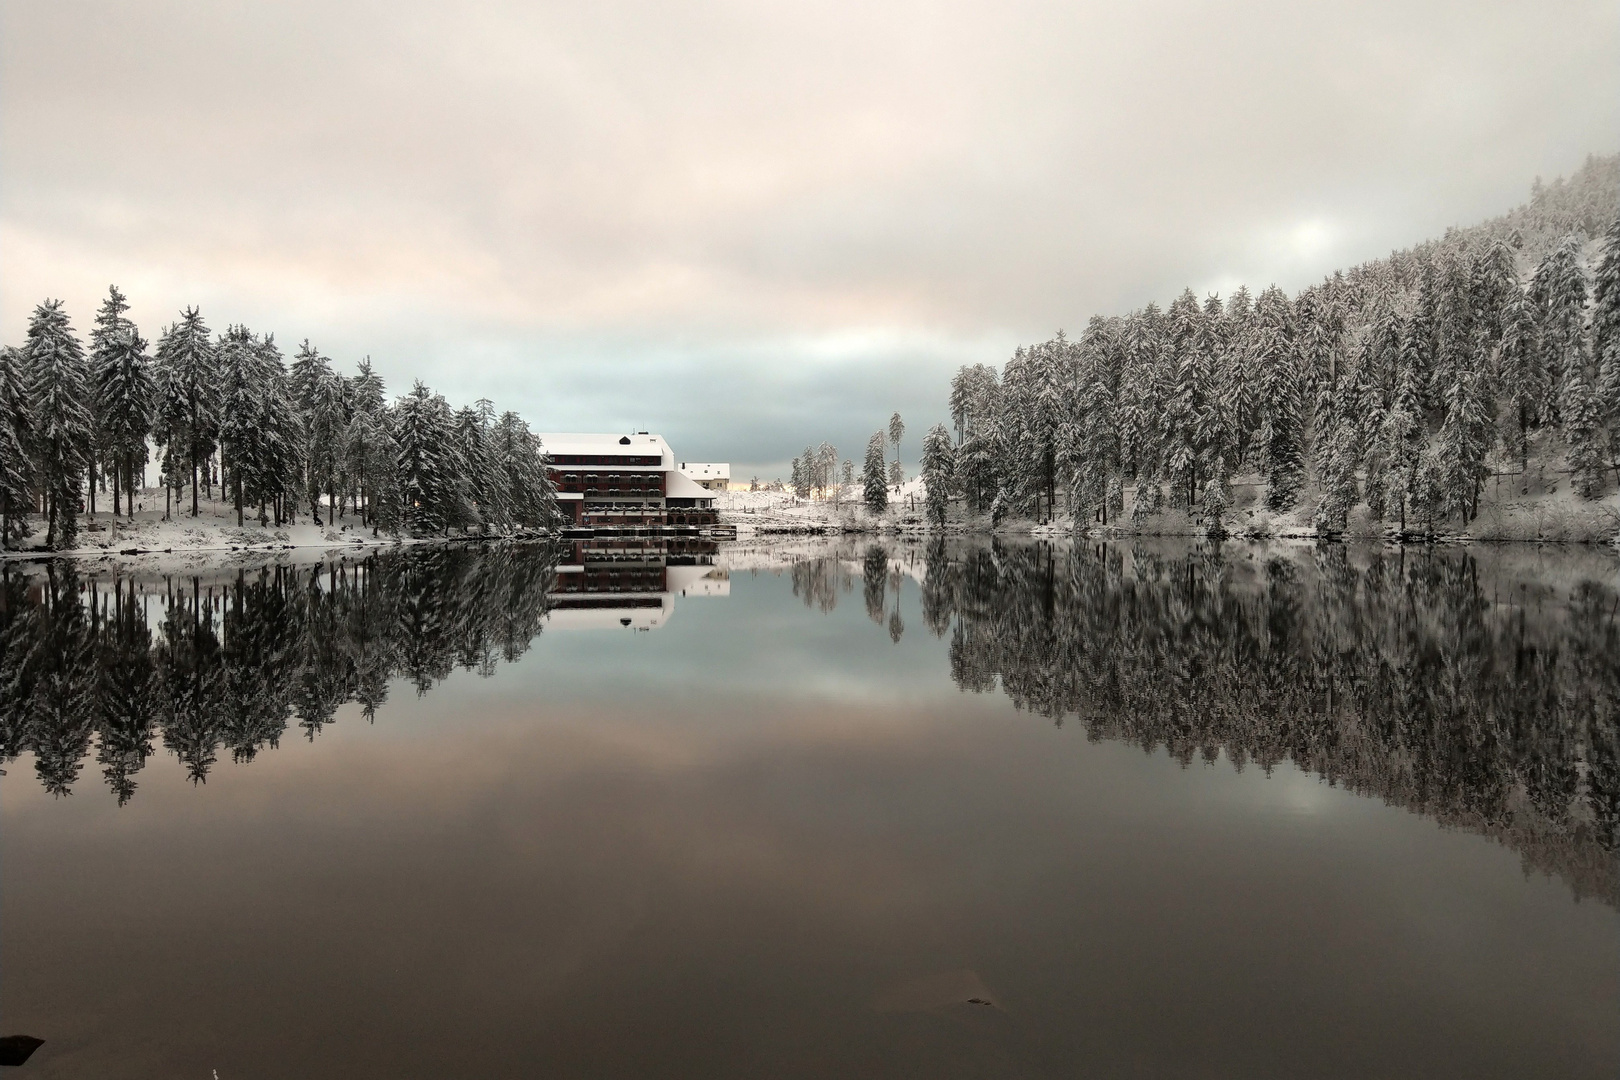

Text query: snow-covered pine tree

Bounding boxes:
[1433,255,1476,395]
[217,325,271,526]
[343,407,397,533]
[1254,286,1303,511]
[920,422,954,527]
[1311,369,1363,536]
[252,335,304,525]
[0,346,32,545]
[1529,235,1587,429]
[152,307,219,516]
[1471,239,1521,351]
[790,454,807,500]
[1563,365,1607,498]
[392,382,472,536]
[1436,367,1493,520]
[93,315,154,519]
[23,300,94,548]
[863,431,888,514]
[349,356,385,417]
[1494,287,1542,490]
[493,411,556,530]
[1163,290,1208,509]
[455,402,505,532]
[1118,307,1164,490]
[888,412,905,491]
[1220,287,1257,470]
[1193,294,1229,490]
[305,361,350,525]
[1356,298,1401,520]
[1591,215,1620,481]
[1378,347,1427,533]
[87,285,136,515]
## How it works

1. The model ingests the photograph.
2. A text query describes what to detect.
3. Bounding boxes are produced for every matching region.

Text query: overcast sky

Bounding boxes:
[3,1,1616,477]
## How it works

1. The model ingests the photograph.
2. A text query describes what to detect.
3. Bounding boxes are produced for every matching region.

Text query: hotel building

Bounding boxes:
[539,432,724,532]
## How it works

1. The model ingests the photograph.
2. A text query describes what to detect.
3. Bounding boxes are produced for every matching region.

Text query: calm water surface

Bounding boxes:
[2,539,1617,1078]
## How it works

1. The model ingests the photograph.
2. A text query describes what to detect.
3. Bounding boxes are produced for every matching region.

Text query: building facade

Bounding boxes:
[679,462,730,491]
[539,432,722,532]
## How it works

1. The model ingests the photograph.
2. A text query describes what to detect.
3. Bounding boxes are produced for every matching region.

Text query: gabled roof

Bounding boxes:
[680,462,730,480]
[538,433,672,465]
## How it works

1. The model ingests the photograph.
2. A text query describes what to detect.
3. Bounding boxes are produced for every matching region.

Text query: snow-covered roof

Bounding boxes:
[679,462,730,481]
[663,469,714,498]
[538,433,672,465]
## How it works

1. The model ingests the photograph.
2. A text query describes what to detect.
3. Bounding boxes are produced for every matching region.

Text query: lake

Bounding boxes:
[2,538,1617,1078]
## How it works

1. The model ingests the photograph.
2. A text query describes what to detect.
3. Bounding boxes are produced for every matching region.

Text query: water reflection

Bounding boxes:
[5,537,1616,909]
[0,540,729,803]
[752,537,1620,906]
[890,539,1619,906]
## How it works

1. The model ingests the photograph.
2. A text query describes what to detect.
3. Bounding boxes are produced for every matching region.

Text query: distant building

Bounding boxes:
[679,462,730,491]
[538,432,720,531]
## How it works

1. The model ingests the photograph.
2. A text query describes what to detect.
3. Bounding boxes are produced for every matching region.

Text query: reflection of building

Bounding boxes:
[679,462,730,491]
[546,538,729,631]
[540,433,725,533]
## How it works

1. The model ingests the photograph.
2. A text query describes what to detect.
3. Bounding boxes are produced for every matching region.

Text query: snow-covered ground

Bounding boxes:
[717,478,930,535]
[718,467,1620,549]
[1,488,452,569]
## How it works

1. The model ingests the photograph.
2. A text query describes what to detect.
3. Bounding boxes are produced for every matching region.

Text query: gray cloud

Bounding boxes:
[3,0,1616,474]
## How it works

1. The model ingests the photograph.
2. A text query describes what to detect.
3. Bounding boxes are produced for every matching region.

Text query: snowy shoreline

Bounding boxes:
[0,504,555,572]
[716,478,1620,549]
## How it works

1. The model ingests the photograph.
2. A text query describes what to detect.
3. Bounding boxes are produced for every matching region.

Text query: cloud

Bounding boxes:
[2,0,1616,470]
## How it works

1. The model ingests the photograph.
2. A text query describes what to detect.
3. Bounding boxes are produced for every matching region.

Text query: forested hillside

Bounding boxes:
[918,154,1620,540]
[0,291,558,550]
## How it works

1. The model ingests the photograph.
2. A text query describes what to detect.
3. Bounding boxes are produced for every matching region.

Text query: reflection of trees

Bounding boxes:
[920,539,1620,906]
[790,554,851,613]
[863,545,889,625]
[0,545,557,802]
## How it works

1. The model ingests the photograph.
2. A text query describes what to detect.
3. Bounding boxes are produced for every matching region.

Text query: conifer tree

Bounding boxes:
[1254,286,1303,510]
[301,353,349,525]
[153,307,219,517]
[920,422,954,527]
[24,300,94,548]
[1378,354,1426,533]
[87,286,137,515]
[1592,216,1620,480]
[1564,366,1607,498]
[94,316,154,520]
[1495,287,1543,488]
[1436,368,1493,520]
[888,412,905,490]
[0,348,33,544]
[1164,290,1209,508]
[1529,235,1587,428]
[863,431,888,514]
[218,325,273,526]
[492,411,556,530]
[251,335,304,525]
[0,347,33,545]
[392,382,471,535]
[455,401,505,531]
[1220,288,1257,468]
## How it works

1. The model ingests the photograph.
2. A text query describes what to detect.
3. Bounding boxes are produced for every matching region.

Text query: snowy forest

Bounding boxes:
[0,546,560,803]
[0,291,559,549]
[918,156,1620,535]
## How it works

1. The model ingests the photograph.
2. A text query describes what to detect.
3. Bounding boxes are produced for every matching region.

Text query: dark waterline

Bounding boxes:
[2,540,1617,1078]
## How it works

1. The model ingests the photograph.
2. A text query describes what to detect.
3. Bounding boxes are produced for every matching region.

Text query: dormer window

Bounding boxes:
[618,436,631,445]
